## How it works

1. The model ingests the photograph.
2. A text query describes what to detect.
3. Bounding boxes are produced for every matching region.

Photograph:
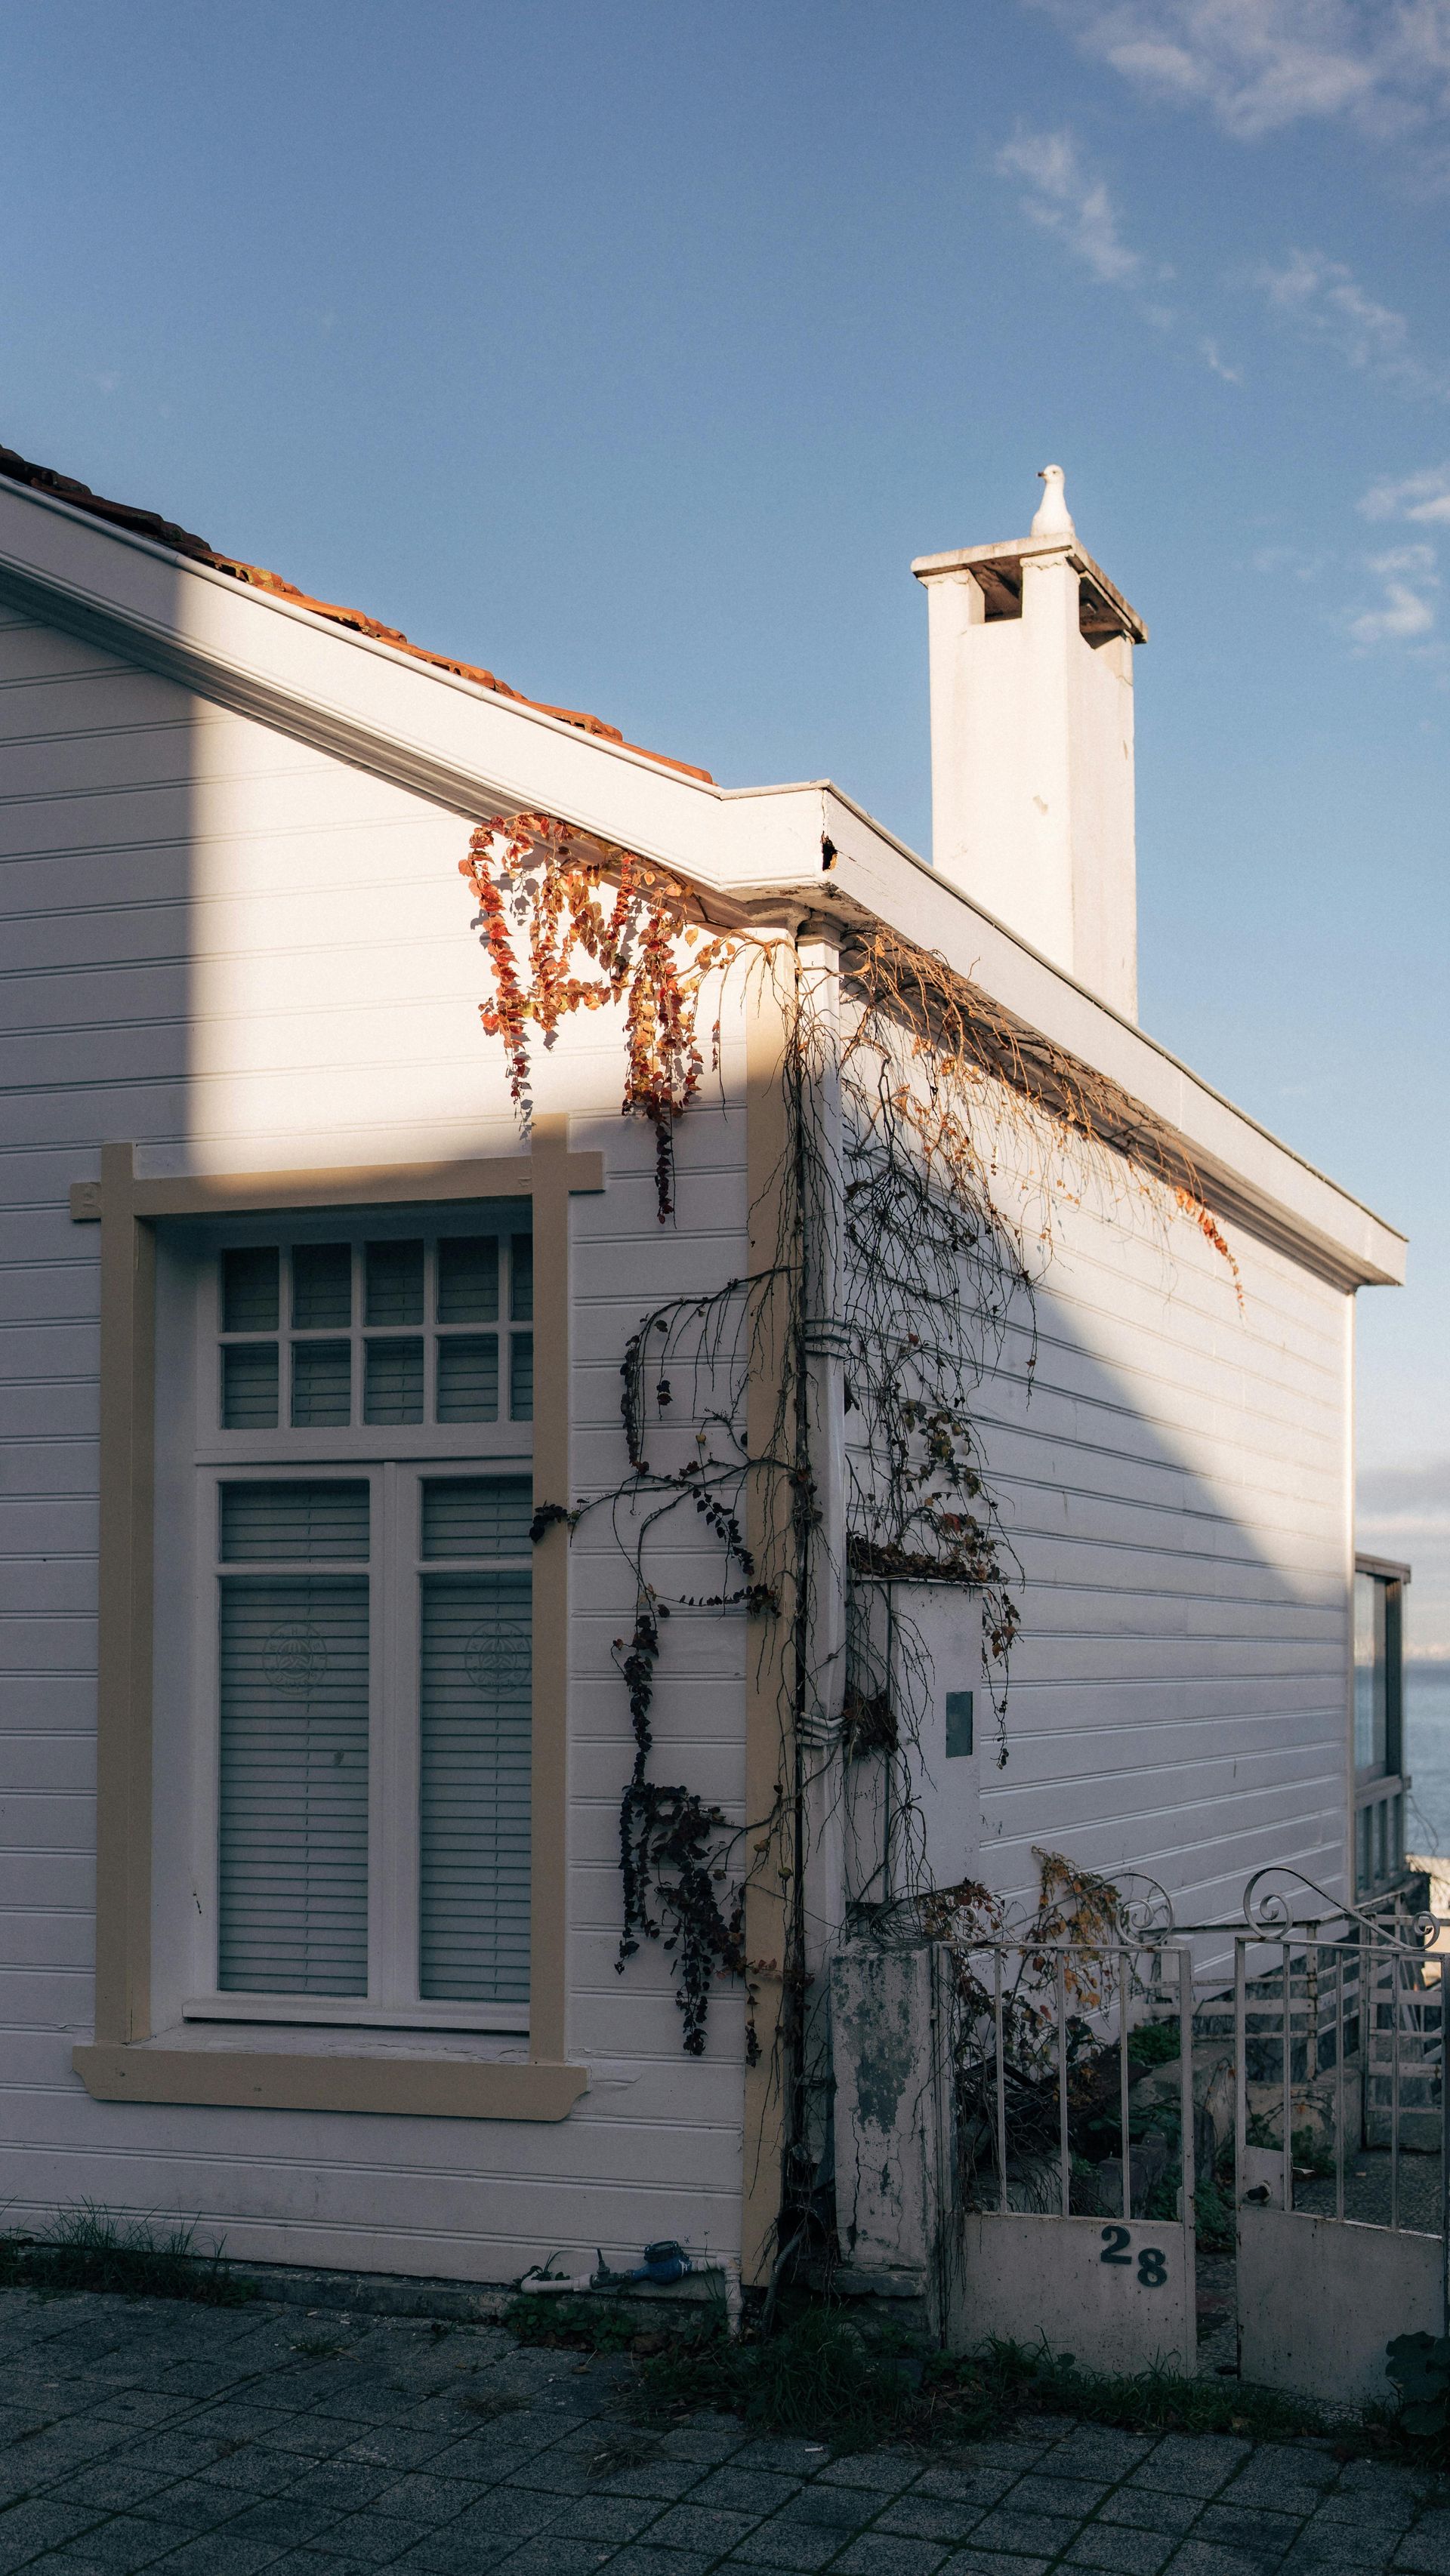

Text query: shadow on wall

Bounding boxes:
[892,1247,1350,1927]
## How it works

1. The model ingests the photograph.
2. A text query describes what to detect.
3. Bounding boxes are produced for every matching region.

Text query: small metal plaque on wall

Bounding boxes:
[944,1690,973,1758]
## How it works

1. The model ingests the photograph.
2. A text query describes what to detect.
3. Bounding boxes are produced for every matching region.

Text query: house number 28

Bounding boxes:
[1100,2225,1167,2286]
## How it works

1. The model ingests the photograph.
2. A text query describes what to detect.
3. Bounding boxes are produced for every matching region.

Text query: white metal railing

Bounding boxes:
[1356,1776,1410,1899]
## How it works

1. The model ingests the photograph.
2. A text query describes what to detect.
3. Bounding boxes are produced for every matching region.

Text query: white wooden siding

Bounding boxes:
[0,608,751,2279]
[968,1155,1352,1922]
[0,590,1355,2279]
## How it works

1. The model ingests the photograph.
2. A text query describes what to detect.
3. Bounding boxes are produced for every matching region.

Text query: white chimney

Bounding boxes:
[912,468,1147,1021]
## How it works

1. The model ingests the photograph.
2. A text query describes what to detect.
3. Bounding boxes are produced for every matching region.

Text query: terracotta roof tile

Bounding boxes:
[0,440,712,783]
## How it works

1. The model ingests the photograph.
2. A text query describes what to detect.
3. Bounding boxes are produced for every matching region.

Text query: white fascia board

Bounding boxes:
[0,475,1404,1289]
[816,787,1406,1290]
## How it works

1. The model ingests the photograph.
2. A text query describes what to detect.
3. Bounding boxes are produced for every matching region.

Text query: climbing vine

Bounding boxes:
[459,812,745,1219]
[461,813,1242,2093]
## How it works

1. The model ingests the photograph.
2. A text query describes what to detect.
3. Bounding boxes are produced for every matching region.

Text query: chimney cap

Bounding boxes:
[910,533,1147,646]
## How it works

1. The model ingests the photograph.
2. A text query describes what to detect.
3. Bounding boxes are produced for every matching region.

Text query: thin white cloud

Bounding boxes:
[1199,335,1243,382]
[1249,543,1325,578]
[995,128,1152,287]
[1250,247,1445,394]
[1361,461,1450,521]
[1029,1,1450,159]
[1348,542,1439,642]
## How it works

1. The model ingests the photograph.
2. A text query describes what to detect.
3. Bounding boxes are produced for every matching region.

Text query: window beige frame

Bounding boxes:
[70,1126,599,2123]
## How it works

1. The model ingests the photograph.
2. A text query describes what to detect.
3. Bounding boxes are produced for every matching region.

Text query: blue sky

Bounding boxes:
[3,0,1447,1632]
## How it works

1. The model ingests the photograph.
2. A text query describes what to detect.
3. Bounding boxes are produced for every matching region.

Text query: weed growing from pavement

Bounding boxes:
[0,2205,255,2306]
[919,2340,1326,2445]
[459,2388,529,2423]
[501,2293,1447,2468]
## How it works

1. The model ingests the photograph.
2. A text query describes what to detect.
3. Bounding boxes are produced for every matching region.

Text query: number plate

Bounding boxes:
[958,2213,1194,2374]
[1100,2223,1168,2285]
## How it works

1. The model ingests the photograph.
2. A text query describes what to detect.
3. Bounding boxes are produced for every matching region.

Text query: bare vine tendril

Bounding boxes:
[467,815,1242,2070]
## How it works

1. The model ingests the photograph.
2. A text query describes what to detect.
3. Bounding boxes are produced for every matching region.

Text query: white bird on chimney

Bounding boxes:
[1029,464,1074,538]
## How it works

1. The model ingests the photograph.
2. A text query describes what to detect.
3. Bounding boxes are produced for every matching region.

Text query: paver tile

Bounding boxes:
[1037,2428,1154,2478]
[552,2494,668,2544]
[1319,2492,1424,2530]
[44,2514,193,2571]
[310,2510,440,2563]
[1062,2528,1178,2574]
[196,2448,301,2496]
[131,2476,247,2532]
[271,2458,396,2513]
[369,2471,483,2523]
[965,2504,1083,2559]
[1397,2514,1450,2575]
[116,2436,250,2482]
[729,2442,840,2479]
[48,2462,183,2514]
[11,2288,1450,2576]
[774,2486,878,2531]
[339,2427,461,2472]
[498,2455,600,2497]
[222,2493,340,2547]
[656,2425,745,2467]
[400,2533,541,2575]
[831,2535,952,2576]
[1161,2541,1289,2576]
[1331,2460,1427,2506]
[1280,2531,1399,2574]
[689,2469,801,2516]
[929,2443,1050,2479]
[875,2491,989,2542]
[1097,2488,1203,2538]
[0,2499,106,2568]
[724,2522,845,2570]
[1131,2437,1252,2500]
[642,2504,769,2553]
[912,2471,1016,2512]
[258,2558,384,2576]
[436,2491,563,2544]
[1235,2446,1339,2494]
[813,2454,922,2494]
[1001,2472,1112,2518]
[595,2553,717,2576]
[936,2555,1052,2576]
[586,2462,703,2503]
[1195,2497,1305,2545]
[114,2534,283,2576]
[492,2545,620,2576]
[86,2390,199,2428]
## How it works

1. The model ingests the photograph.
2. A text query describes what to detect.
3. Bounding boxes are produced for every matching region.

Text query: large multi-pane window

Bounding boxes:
[1353,1556,1408,1900]
[186,1213,534,2031]
[218,1230,533,1432]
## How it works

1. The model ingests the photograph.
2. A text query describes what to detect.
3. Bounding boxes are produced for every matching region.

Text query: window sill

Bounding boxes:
[73,2031,587,2122]
[183,1996,529,2034]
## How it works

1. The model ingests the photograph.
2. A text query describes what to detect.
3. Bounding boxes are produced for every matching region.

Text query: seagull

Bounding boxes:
[1029,464,1074,538]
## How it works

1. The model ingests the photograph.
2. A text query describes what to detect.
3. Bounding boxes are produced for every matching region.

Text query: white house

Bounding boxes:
[0,443,1406,2291]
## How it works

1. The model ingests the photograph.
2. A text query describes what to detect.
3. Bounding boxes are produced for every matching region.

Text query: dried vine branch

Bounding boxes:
[461,814,1243,2072]
[460,813,746,1218]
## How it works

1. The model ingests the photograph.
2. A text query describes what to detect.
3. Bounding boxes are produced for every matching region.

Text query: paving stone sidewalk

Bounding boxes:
[0,2286,1446,2576]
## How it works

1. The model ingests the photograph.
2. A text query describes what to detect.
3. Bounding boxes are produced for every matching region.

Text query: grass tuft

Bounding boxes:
[0,2203,255,2306]
[498,2291,1424,2460]
[504,2293,654,2353]
[918,2339,1328,2445]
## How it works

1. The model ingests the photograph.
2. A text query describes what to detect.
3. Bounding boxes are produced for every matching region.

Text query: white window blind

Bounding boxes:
[419,1478,531,2002]
[218,1481,370,1995]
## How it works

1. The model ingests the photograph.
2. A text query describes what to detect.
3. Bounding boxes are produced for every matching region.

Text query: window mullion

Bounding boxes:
[372,1461,421,2006]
